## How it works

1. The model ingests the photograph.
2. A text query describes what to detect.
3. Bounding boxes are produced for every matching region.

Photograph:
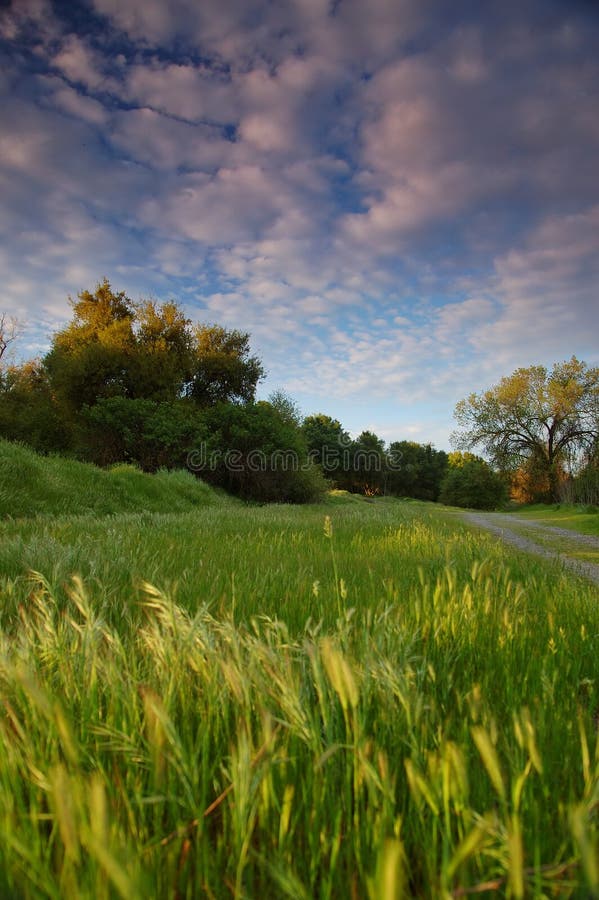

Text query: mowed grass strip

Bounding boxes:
[0,444,598,897]
[508,502,599,538]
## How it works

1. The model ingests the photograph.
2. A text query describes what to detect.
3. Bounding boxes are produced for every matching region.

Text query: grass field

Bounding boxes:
[508,503,599,538]
[0,442,598,898]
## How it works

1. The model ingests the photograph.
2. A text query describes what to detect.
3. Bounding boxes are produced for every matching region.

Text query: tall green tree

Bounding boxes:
[0,360,67,452]
[302,414,351,484]
[44,280,265,413]
[452,357,599,501]
[439,453,507,510]
[386,441,448,501]
[132,300,194,400]
[44,279,136,411]
[186,325,264,406]
[350,430,386,495]
[198,401,326,502]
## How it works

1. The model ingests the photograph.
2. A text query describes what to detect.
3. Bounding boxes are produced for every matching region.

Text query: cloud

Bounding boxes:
[124,61,238,124]
[52,35,110,90]
[1,0,598,445]
[41,77,110,125]
[483,205,599,359]
[110,107,230,171]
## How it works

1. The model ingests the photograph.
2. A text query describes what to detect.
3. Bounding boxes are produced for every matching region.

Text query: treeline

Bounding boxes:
[0,280,506,506]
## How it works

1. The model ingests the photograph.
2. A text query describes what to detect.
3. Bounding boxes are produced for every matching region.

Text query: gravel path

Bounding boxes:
[460,512,599,586]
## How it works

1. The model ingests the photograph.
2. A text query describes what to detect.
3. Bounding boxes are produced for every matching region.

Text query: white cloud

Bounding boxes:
[42,79,110,125]
[1,0,598,446]
[124,61,238,123]
[52,35,117,92]
[110,107,229,171]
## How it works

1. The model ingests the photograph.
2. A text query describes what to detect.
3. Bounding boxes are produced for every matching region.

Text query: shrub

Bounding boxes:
[439,455,507,509]
[195,402,327,503]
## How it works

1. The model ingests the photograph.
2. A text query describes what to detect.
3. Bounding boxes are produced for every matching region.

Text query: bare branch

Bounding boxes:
[0,313,22,362]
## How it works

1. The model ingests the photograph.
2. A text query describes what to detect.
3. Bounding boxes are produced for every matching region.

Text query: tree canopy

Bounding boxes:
[439,452,507,509]
[452,357,599,501]
[43,279,264,412]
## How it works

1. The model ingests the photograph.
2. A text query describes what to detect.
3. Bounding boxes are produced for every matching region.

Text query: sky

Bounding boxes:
[1,0,598,448]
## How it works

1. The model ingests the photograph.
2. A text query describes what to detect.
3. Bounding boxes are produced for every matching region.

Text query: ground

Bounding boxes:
[461,511,599,585]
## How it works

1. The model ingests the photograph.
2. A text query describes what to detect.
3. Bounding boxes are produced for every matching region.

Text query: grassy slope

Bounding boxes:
[0,438,223,518]
[0,444,598,897]
[505,502,599,537]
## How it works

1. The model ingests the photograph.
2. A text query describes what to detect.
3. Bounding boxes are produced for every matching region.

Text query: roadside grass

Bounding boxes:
[0,444,598,897]
[473,517,599,567]
[508,502,599,537]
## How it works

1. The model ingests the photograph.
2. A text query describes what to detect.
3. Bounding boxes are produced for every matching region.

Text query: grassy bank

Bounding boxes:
[0,444,597,897]
[0,439,221,518]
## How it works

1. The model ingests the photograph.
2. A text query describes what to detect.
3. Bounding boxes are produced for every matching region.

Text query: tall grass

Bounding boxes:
[0,439,221,518]
[0,444,597,897]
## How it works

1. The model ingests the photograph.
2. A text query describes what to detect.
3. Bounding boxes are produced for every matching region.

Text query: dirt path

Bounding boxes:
[460,512,599,586]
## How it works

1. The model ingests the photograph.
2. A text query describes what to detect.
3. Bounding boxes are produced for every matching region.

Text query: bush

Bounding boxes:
[195,402,327,503]
[80,397,206,470]
[439,456,507,509]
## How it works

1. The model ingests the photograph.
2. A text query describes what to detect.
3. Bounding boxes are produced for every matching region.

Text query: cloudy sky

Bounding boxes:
[1,0,598,447]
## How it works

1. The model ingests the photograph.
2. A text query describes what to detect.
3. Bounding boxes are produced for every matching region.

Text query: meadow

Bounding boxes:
[0,442,597,898]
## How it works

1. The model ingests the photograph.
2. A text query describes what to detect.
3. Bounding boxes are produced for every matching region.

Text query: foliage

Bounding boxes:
[268,389,303,426]
[132,299,194,400]
[185,323,264,406]
[559,441,599,505]
[44,279,137,411]
[347,430,386,495]
[0,360,70,453]
[199,401,327,502]
[80,397,206,470]
[510,455,558,504]
[44,279,264,413]
[302,419,449,501]
[387,441,448,501]
[439,453,508,509]
[302,413,352,484]
[453,357,599,501]
[0,494,597,896]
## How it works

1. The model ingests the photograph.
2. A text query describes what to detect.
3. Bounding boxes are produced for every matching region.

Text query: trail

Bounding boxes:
[460,512,599,586]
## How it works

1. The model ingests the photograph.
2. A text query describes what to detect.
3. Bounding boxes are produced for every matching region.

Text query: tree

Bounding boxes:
[81,397,206,470]
[0,360,68,452]
[197,401,326,502]
[132,300,194,400]
[268,389,302,426]
[439,453,507,510]
[349,430,386,495]
[302,414,351,485]
[186,324,264,406]
[44,280,265,412]
[0,313,22,363]
[44,279,136,411]
[452,358,599,502]
[386,441,448,501]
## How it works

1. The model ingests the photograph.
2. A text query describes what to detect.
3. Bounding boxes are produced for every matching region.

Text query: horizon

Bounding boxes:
[2,0,598,450]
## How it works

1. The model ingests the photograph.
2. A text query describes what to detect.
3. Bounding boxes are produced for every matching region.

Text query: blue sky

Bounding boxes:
[1,0,598,448]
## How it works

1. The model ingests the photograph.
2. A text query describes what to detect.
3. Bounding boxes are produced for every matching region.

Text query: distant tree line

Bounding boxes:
[7,280,593,509]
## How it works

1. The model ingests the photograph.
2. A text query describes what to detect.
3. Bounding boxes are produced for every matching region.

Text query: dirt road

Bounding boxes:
[460,512,599,585]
